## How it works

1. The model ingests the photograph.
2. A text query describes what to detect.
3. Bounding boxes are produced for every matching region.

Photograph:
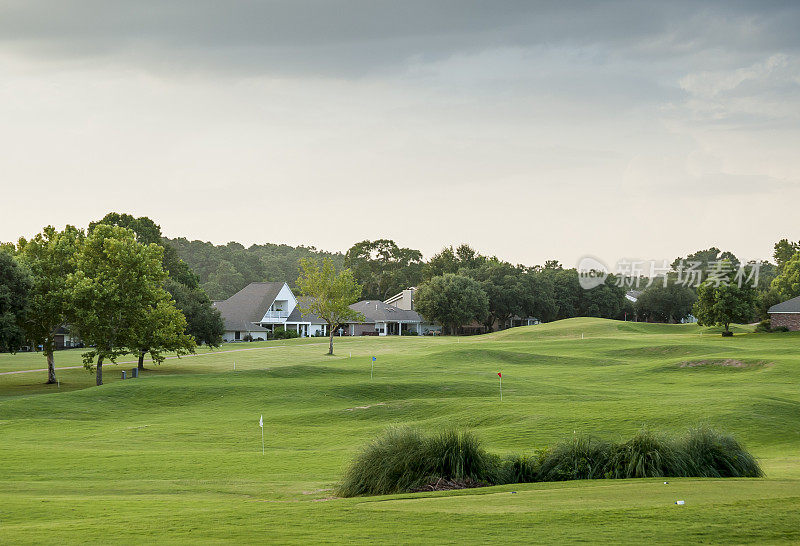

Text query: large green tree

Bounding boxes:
[131,295,196,370]
[91,212,199,287]
[693,264,756,335]
[0,250,30,353]
[672,247,741,272]
[771,253,800,299]
[634,282,697,323]
[467,260,528,331]
[68,225,172,385]
[165,279,224,347]
[415,274,489,335]
[16,225,84,383]
[423,244,486,280]
[344,239,423,301]
[92,213,223,345]
[296,257,363,355]
[773,239,800,271]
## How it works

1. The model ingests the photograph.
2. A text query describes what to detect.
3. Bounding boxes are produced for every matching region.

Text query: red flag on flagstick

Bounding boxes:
[498,372,502,401]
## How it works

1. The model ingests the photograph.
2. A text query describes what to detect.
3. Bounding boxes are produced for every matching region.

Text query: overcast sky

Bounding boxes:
[1,1,798,267]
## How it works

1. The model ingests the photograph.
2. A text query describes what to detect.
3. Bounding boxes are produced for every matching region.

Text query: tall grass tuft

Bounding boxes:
[537,436,612,481]
[500,454,541,484]
[605,428,691,478]
[680,426,763,477]
[337,427,497,497]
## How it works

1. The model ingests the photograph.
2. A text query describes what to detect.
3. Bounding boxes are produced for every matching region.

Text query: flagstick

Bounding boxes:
[371,360,374,380]
[500,376,502,401]
[261,426,265,455]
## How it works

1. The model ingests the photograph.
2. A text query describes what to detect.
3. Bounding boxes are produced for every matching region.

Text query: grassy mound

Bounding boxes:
[339,427,763,497]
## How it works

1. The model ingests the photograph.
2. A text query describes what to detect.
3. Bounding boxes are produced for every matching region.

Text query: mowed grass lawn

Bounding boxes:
[1,318,799,544]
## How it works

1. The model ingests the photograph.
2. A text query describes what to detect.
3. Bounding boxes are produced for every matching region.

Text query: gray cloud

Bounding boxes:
[1,1,799,77]
[1,1,799,265]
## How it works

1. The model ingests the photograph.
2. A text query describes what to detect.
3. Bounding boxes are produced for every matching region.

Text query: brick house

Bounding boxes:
[768,296,800,331]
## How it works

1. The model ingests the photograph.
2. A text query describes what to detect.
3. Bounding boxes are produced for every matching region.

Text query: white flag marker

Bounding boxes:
[259,414,264,455]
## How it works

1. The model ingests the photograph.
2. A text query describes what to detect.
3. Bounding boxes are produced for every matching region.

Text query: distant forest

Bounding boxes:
[166,238,344,301]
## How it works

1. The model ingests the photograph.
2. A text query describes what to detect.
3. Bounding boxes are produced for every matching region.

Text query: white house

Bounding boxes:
[213,282,327,341]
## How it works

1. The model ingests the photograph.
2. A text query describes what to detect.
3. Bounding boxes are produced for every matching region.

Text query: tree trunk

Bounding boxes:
[46,350,56,384]
[138,351,145,370]
[328,328,334,355]
[96,356,104,386]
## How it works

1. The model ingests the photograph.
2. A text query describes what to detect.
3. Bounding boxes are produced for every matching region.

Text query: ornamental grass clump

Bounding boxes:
[537,436,612,481]
[605,428,690,479]
[337,428,498,497]
[680,426,763,478]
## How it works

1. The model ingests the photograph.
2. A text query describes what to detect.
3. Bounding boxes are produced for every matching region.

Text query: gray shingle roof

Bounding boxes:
[213,282,284,331]
[349,300,423,323]
[290,296,326,324]
[768,296,800,314]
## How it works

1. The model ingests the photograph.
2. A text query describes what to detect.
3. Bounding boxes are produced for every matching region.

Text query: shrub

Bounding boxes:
[537,436,612,481]
[680,426,763,478]
[605,428,690,479]
[755,319,772,333]
[272,327,300,340]
[337,428,498,497]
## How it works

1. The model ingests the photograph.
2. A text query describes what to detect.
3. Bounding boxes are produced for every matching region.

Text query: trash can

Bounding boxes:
[132,368,139,378]
[121,371,126,380]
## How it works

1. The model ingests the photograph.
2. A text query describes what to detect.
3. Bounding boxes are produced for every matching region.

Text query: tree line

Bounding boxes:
[0,213,224,385]
[167,237,344,301]
[343,239,800,335]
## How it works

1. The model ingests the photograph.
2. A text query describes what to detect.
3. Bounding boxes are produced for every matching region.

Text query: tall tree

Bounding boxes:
[296,257,363,355]
[415,274,489,335]
[131,295,196,370]
[693,262,756,335]
[16,225,84,383]
[68,225,170,385]
[424,244,487,281]
[91,212,199,288]
[773,239,800,271]
[672,247,740,274]
[344,239,423,300]
[92,213,222,344]
[634,282,697,323]
[521,268,558,322]
[771,253,800,299]
[0,250,30,353]
[165,279,224,346]
[467,260,527,331]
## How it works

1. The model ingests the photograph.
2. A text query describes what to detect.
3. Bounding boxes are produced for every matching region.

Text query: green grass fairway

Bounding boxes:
[2,318,799,543]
